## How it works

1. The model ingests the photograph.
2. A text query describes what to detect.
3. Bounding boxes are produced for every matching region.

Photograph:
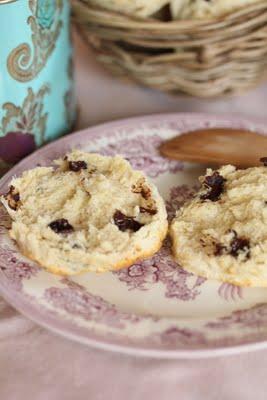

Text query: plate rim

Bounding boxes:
[0,264,266,359]
[1,111,267,359]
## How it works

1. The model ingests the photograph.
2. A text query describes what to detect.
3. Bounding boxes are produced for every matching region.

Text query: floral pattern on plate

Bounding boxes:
[1,113,267,358]
[45,278,140,329]
[100,134,183,178]
[114,239,206,300]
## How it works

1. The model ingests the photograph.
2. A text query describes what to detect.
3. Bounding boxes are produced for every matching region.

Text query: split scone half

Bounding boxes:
[170,0,261,20]
[88,0,169,17]
[170,163,267,287]
[1,151,168,275]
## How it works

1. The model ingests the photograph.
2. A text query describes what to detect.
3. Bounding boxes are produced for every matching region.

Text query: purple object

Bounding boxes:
[0,132,36,164]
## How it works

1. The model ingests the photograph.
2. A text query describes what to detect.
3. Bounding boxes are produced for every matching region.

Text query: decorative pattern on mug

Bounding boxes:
[64,56,76,129]
[0,84,50,164]
[7,0,63,82]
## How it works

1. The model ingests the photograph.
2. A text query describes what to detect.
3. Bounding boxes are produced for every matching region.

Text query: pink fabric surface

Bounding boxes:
[1,33,267,399]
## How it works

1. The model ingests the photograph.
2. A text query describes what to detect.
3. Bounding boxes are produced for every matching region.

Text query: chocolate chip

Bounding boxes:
[140,207,157,215]
[48,219,74,234]
[68,160,87,172]
[200,172,226,202]
[4,185,21,210]
[113,210,144,232]
[12,193,20,202]
[230,236,250,259]
[213,231,250,259]
[260,157,267,166]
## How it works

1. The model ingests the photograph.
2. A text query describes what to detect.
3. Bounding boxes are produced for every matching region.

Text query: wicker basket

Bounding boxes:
[72,1,267,97]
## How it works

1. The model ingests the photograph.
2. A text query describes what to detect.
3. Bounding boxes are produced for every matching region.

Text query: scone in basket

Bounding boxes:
[72,0,267,98]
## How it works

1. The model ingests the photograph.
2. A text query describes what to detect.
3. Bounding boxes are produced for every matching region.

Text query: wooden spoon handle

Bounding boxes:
[160,128,267,168]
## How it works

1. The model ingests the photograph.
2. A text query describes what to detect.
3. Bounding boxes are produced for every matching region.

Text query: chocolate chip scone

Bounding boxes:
[88,0,169,17]
[170,163,267,287]
[1,150,168,275]
[171,0,260,20]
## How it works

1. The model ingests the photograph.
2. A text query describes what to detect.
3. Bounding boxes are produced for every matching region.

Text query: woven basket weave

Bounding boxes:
[72,1,267,97]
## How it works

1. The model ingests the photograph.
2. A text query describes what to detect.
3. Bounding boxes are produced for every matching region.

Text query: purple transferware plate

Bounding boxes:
[1,113,267,359]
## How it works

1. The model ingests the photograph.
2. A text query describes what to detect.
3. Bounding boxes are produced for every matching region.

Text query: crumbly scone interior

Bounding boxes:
[5,152,161,254]
[170,164,267,286]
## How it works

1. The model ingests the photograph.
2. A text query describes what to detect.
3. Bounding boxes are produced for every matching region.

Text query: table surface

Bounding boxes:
[1,33,267,400]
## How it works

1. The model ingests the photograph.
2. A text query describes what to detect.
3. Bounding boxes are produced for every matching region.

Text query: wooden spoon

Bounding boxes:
[159,128,267,168]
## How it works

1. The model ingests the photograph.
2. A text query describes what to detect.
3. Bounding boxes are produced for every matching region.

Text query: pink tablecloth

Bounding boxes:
[1,33,267,400]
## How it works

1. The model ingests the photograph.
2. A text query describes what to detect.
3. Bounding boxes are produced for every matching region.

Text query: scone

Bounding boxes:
[170,162,267,287]
[1,150,168,275]
[171,0,261,19]
[88,0,169,17]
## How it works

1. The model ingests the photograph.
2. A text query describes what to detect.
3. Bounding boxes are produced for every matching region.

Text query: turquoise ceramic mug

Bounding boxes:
[0,0,76,174]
